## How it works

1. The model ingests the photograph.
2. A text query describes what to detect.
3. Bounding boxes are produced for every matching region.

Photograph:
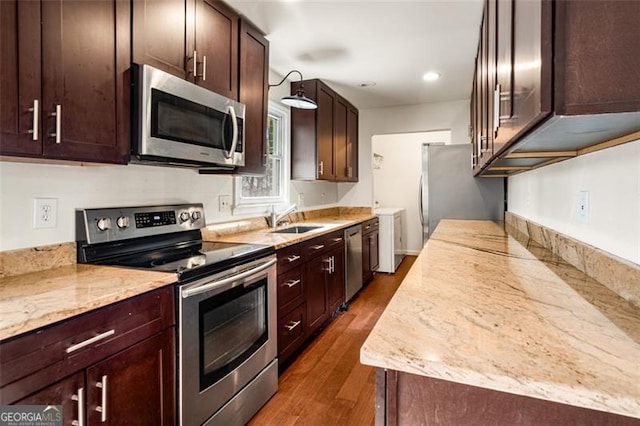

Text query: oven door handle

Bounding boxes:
[180,258,276,299]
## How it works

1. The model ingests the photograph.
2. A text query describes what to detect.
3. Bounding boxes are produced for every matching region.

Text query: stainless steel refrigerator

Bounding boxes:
[420,143,504,244]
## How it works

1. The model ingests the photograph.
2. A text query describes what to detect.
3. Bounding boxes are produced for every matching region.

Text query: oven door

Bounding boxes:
[178,255,277,426]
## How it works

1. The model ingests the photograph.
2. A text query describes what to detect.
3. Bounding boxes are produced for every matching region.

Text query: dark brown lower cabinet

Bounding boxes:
[0,287,175,425]
[362,218,380,283]
[376,369,640,426]
[276,229,348,367]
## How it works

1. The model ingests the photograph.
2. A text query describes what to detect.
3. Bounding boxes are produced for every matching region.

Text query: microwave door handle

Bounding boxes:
[224,105,239,159]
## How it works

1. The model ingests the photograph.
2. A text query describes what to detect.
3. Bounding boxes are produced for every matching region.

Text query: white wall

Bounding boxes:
[508,139,640,265]
[371,131,451,254]
[338,99,470,207]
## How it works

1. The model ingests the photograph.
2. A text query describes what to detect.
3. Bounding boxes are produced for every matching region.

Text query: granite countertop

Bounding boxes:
[203,213,377,249]
[0,265,175,341]
[360,219,640,419]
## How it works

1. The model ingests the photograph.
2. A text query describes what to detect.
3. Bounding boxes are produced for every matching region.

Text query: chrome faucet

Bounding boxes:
[268,204,297,228]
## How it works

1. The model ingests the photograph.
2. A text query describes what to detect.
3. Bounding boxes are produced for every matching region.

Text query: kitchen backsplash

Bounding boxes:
[0,161,340,251]
[506,212,640,309]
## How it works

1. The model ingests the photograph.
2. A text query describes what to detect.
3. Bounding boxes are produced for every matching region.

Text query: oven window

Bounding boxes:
[151,89,238,151]
[198,276,268,391]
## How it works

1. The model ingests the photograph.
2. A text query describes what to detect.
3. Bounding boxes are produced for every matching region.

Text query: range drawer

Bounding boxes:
[277,268,305,314]
[277,303,306,364]
[0,286,175,393]
[277,243,306,274]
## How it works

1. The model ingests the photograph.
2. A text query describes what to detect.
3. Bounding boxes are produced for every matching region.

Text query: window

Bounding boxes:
[234,101,289,213]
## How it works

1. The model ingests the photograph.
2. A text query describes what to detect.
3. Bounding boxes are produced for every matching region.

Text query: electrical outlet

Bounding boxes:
[297,193,305,206]
[33,198,58,229]
[218,195,231,213]
[578,191,589,224]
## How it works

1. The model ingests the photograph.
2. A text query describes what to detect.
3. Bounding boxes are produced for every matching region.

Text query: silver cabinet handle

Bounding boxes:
[28,99,39,141]
[286,254,301,263]
[310,244,325,251]
[365,225,371,230]
[284,279,301,288]
[192,50,197,77]
[348,166,353,178]
[284,320,301,332]
[323,257,331,272]
[66,329,115,353]
[494,84,500,134]
[71,387,84,426]
[331,237,343,243]
[95,375,107,422]
[318,161,324,176]
[202,55,207,81]
[330,256,335,274]
[50,104,61,143]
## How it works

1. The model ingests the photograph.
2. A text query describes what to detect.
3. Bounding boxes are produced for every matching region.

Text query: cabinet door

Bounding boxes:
[346,105,358,181]
[194,0,238,98]
[237,19,269,175]
[132,0,187,79]
[86,331,175,426]
[0,0,41,156]
[327,247,345,313]
[41,0,129,163]
[362,232,371,282]
[334,97,349,181]
[370,230,380,272]
[317,84,335,180]
[493,0,514,155]
[13,373,84,425]
[499,0,552,147]
[305,255,330,335]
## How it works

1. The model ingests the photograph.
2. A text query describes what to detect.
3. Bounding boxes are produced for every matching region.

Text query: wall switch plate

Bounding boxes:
[297,193,304,206]
[218,195,231,213]
[33,198,58,229]
[578,191,589,224]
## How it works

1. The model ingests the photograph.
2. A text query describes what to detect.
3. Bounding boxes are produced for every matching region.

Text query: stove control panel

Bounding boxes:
[77,203,206,245]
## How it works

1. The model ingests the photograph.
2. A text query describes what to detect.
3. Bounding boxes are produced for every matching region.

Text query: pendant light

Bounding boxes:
[268,70,318,110]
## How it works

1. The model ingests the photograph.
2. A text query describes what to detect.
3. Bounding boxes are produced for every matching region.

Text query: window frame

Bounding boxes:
[233,101,290,215]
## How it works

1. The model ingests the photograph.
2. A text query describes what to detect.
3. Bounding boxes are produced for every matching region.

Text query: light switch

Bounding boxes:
[578,191,589,225]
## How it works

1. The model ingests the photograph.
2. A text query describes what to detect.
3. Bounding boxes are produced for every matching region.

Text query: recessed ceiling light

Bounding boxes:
[359,81,376,88]
[422,72,440,82]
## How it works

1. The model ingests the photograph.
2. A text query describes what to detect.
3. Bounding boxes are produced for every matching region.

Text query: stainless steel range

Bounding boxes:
[76,204,278,425]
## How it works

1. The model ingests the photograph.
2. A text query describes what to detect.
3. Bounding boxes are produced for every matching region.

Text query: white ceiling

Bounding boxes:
[226,0,485,109]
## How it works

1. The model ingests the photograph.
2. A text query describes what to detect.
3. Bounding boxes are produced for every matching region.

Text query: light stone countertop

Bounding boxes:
[360,219,640,419]
[0,265,176,341]
[202,213,377,248]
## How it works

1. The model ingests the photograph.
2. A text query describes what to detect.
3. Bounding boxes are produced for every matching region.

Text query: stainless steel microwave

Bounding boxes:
[132,64,245,169]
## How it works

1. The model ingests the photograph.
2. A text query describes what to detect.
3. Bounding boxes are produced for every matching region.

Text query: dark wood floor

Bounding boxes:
[249,256,417,426]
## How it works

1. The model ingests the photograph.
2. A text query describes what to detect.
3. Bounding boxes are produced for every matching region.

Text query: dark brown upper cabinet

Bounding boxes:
[235,19,269,175]
[192,0,239,99]
[133,0,239,99]
[472,0,640,177]
[132,0,188,79]
[0,0,130,164]
[291,79,359,182]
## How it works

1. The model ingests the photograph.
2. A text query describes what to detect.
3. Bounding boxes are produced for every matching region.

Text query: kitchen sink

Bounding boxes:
[272,225,322,234]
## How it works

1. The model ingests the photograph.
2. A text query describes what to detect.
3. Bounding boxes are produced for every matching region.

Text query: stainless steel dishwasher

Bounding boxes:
[344,224,363,303]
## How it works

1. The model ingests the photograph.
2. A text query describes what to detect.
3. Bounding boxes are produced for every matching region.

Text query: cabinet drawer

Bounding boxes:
[277,268,304,314]
[0,286,174,394]
[277,303,306,363]
[324,230,345,251]
[363,218,379,234]
[277,243,305,274]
